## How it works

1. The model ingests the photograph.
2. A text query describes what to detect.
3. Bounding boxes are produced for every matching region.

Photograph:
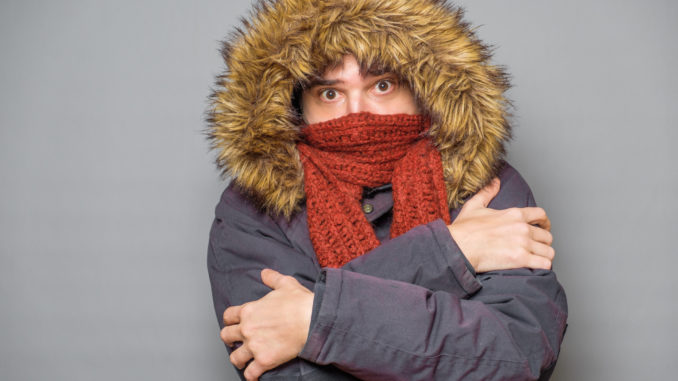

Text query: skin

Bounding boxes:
[222,269,313,380]
[301,54,419,124]
[221,55,555,381]
[448,178,553,272]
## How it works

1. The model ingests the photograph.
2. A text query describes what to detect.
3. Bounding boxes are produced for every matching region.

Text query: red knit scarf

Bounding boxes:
[297,112,451,268]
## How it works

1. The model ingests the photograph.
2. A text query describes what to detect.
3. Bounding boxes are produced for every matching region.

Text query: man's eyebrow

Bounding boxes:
[305,70,396,88]
[307,77,341,87]
[363,67,391,77]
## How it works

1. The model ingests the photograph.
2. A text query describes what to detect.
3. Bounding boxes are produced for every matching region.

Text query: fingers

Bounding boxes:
[526,254,553,270]
[463,178,501,210]
[223,305,243,326]
[222,304,245,347]
[261,268,299,290]
[521,207,551,231]
[220,324,245,346]
[526,226,555,269]
[244,360,267,381]
[260,268,283,289]
[529,225,553,246]
[229,344,254,370]
[529,240,555,262]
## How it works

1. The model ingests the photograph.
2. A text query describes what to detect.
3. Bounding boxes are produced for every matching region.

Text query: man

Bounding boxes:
[206,1,568,380]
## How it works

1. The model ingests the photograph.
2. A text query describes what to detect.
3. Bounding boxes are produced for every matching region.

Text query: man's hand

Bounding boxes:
[448,178,555,273]
[221,269,314,381]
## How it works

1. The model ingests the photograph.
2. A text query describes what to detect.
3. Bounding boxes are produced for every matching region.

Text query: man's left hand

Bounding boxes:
[221,269,314,381]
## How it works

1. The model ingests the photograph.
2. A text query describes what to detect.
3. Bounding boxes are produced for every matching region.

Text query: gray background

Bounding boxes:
[1,0,675,380]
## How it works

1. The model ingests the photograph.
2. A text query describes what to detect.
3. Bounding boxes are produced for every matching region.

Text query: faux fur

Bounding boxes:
[207,0,512,218]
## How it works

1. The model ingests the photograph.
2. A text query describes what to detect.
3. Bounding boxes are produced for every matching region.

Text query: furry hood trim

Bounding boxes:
[208,0,512,217]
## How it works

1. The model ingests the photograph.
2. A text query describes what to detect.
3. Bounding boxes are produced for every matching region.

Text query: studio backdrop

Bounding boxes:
[1,1,676,380]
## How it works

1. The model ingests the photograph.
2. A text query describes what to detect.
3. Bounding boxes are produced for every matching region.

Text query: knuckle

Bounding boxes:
[520,247,530,257]
[258,353,275,368]
[506,208,522,219]
[240,322,254,338]
[516,222,530,235]
[240,303,253,318]
[240,320,256,339]
[516,235,530,249]
[509,248,525,262]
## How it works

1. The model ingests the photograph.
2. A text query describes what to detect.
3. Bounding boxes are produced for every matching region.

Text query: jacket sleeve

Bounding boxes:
[300,267,567,380]
[340,218,481,297]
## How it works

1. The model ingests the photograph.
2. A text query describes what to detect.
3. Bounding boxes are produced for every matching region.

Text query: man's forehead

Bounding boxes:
[306,60,395,86]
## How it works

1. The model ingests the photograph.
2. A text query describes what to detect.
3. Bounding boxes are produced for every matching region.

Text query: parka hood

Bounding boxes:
[208,0,512,217]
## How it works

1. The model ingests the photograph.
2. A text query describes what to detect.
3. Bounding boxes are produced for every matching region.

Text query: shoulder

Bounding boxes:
[488,162,537,209]
[213,181,307,237]
[212,182,283,233]
[215,181,264,218]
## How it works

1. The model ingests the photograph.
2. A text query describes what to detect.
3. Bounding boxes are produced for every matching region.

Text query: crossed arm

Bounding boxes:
[208,168,567,380]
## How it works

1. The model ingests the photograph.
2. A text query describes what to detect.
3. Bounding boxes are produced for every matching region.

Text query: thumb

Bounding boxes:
[462,178,500,210]
[261,268,289,290]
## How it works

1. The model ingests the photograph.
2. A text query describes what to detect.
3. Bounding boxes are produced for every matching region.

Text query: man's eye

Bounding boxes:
[320,89,338,100]
[375,79,393,93]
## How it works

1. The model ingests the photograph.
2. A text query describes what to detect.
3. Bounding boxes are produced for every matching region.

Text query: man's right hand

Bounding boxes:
[448,178,555,273]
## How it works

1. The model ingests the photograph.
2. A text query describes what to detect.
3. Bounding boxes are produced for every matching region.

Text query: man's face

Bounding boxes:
[301,55,419,124]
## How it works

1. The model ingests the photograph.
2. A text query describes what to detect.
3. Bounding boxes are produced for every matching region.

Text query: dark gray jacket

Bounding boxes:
[208,163,568,380]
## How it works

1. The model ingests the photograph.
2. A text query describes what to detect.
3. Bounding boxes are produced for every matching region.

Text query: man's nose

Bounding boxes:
[346,95,369,114]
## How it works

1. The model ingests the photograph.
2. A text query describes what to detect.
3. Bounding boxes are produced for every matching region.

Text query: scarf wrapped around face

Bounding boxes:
[297,112,451,268]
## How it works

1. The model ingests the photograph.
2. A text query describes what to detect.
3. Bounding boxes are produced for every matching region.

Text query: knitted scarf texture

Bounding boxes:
[297,112,451,268]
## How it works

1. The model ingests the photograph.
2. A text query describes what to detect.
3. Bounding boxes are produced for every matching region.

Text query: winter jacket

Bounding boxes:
[206,0,568,379]
[208,163,567,380]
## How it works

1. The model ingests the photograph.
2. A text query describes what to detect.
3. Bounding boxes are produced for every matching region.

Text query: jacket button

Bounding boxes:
[362,203,374,214]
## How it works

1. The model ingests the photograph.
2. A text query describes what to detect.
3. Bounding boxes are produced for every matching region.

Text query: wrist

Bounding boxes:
[298,291,314,351]
[447,224,478,271]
